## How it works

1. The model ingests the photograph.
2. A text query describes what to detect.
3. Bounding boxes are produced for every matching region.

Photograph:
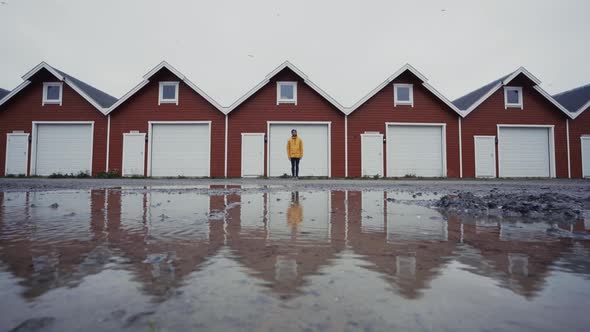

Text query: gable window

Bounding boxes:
[159,81,179,105]
[504,86,523,109]
[42,82,63,106]
[394,84,413,107]
[277,81,297,105]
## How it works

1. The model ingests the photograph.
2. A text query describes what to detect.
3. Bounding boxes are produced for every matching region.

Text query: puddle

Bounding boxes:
[1,188,589,331]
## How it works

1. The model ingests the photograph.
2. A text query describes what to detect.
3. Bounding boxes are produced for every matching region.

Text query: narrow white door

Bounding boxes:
[241,133,265,177]
[362,191,385,232]
[5,133,29,175]
[240,192,265,228]
[474,136,496,178]
[122,133,145,176]
[582,137,590,178]
[361,134,383,177]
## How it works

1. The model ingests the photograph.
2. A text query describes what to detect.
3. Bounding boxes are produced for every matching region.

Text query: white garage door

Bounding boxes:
[150,123,210,177]
[268,123,329,177]
[499,127,551,177]
[34,123,93,176]
[387,125,445,177]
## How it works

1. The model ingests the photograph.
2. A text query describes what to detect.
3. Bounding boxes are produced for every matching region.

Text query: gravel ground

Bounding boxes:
[0,177,588,196]
[0,178,590,192]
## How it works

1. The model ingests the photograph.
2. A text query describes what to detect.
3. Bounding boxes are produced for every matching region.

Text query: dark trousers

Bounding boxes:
[290,158,300,177]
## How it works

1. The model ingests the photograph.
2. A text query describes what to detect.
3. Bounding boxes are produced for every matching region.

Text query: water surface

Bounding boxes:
[1,188,589,331]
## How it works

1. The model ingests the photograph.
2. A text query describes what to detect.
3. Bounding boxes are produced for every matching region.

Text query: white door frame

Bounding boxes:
[5,132,30,176]
[581,136,590,178]
[122,132,146,176]
[241,133,265,177]
[474,135,496,178]
[496,124,556,178]
[147,121,212,177]
[360,133,383,177]
[266,121,332,177]
[30,121,95,176]
[384,122,447,177]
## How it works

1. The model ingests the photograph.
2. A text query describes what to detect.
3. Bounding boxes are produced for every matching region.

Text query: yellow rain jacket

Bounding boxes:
[287,203,303,230]
[286,136,304,158]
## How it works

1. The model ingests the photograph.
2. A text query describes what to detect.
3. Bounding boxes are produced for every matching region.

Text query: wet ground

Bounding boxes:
[0,181,590,331]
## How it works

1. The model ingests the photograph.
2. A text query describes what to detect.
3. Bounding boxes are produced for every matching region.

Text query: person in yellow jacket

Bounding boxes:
[286,129,303,178]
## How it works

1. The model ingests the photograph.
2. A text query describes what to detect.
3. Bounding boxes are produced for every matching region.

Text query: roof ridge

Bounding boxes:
[553,82,590,97]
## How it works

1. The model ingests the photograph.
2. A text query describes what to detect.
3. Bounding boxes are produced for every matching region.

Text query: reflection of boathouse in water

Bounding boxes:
[0,188,588,302]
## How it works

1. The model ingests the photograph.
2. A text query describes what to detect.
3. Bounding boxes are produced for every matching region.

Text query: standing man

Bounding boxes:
[286,129,303,178]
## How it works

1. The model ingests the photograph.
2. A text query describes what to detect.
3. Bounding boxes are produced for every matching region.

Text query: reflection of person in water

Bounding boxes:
[287,192,303,232]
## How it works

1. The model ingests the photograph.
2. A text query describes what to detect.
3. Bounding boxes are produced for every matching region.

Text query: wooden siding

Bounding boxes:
[461,74,569,178]
[108,69,226,177]
[0,69,107,176]
[347,71,461,178]
[227,68,345,177]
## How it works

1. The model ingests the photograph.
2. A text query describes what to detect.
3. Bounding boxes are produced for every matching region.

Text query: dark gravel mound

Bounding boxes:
[436,192,588,221]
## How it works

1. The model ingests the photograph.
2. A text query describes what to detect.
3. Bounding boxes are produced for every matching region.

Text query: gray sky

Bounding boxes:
[1,0,589,106]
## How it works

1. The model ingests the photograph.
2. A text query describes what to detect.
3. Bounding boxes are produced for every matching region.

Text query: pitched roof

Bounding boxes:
[106,61,225,114]
[553,83,590,116]
[225,61,346,114]
[52,68,117,108]
[0,88,8,100]
[347,63,462,116]
[452,67,573,118]
[452,74,510,111]
[0,62,117,114]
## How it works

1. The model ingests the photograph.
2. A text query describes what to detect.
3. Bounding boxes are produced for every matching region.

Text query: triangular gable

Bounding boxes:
[347,64,462,116]
[225,61,346,114]
[553,83,590,119]
[0,62,117,114]
[106,61,225,115]
[454,67,573,119]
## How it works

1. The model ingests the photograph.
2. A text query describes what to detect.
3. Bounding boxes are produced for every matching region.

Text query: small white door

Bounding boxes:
[241,133,265,177]
[5,133,29,175]
[582,137,590,178]
[122,133,146,176]
[362,191,385,232]
[474,136,496,178]
[240,192,265,228]
[361,133,383,177]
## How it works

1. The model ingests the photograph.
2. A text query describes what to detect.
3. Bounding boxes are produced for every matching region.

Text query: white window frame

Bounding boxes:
[158,81,179,105]
[504,86,523,109]
[42,82,63,106]
[394,83,413,107]
[276,81,297,105]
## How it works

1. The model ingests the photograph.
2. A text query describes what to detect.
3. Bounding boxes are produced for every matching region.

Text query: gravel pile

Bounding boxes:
[436,191,589,221]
